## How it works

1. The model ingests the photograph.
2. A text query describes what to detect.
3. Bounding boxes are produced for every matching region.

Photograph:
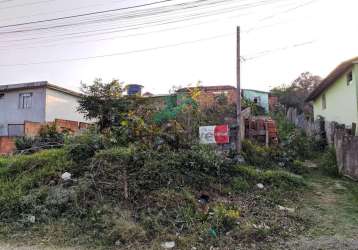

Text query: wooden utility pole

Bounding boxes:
[236,26,242,153]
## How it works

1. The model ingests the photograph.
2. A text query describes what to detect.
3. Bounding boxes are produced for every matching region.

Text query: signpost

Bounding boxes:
[199,125,229,144]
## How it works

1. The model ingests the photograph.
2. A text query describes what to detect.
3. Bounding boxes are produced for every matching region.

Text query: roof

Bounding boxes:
[177,85,236,92]
[0,81,81,97]
[242,89,269,94]
[306,57,358,102]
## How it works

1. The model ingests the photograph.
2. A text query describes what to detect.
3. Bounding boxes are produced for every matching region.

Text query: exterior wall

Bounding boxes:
[0,137,16,155]
[197,89,237,109]
[0,87,46,136]
[45,88,87,123]
[313,66,358,130]
[242,90,269,113]
[24,121,44,137]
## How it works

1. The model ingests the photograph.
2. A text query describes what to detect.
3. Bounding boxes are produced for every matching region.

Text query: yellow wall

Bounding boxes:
[313,64,358,126]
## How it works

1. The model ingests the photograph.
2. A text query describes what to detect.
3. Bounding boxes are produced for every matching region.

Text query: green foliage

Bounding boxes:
[15,124,65,152]
[233,165,305,188]
[231,176,251,193]
[270,72,321,113]
[87,145,232,202]
[319,148,340,177]
[242,97,266,116]
[0,149,71,219]
[78,79,134,131]
[242,140,280,169]
[64,127,105,164]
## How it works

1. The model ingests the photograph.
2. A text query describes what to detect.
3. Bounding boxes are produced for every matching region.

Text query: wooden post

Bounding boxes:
[236,26,242,153]
[352,122,356,136]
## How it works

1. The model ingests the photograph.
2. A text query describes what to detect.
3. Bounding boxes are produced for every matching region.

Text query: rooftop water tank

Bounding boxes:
[126,84,143,96]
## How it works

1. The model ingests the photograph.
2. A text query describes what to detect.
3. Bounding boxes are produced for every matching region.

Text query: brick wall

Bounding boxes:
[54,119,79,134]
[0,137,16,155]
[178,86,238,109]
[24,121,43,137]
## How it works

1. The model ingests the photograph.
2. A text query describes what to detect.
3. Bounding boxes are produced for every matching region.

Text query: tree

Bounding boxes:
[271,72,322,113]
[78,79,132,131]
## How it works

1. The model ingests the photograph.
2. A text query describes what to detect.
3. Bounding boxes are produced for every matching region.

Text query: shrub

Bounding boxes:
[65,128,105,163]
[232,165,305,188]
[0,149,71,218]
[319,148,339,177]
[15,124,65,153]
[241,140,280,169]
[86,145,233,203]
[231,177,251,193]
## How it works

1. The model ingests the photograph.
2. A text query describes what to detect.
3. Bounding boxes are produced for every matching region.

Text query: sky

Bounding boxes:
[0,0,357,94]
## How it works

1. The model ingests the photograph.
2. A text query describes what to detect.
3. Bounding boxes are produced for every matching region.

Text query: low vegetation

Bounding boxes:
[0,80,342,249]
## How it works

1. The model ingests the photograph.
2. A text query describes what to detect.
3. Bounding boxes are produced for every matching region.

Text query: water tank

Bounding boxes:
[126,84,143,96]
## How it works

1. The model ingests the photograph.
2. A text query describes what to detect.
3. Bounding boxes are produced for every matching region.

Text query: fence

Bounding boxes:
[286,107,358,180]
[334,130,358,180]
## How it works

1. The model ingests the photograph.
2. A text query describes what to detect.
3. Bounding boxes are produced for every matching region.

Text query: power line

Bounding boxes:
[0,0,289,35]
[0,32,235,67]
[0,0,54,10]
[0,35,317,68]
[0,0,291,42]
[0,0,177,29]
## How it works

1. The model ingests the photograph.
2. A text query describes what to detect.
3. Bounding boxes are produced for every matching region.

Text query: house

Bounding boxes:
[0,81,88,137]
[306,57,358,134]
[242,89,270,113]
[176,85,238,108]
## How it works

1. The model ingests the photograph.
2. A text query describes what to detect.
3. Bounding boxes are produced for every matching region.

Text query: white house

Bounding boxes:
[0,81,88,136]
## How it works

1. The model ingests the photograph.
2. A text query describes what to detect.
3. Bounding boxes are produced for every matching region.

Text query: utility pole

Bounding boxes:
[236,26,242,153]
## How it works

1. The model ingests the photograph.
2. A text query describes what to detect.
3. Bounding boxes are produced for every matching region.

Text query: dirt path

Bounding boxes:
[0,245,81,250]
[277,170,358,249]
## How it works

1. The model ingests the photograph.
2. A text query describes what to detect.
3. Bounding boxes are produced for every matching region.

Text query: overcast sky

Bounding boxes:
[0,0,357,94]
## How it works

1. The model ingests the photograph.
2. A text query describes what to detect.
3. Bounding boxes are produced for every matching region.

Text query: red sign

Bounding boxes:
[199,125,229,144]
[214,125,230,144]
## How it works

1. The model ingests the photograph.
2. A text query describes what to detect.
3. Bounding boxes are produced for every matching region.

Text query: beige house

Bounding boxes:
[306,57,358,134]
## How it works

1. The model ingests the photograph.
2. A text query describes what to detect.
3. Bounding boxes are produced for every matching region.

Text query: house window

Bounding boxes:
[322,93,326,110]
[253,96,261,104]
[347,71,353,85]
[19,93,33,109]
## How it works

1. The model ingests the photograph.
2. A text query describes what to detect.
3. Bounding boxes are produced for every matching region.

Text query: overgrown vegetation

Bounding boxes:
[0,80,324,249]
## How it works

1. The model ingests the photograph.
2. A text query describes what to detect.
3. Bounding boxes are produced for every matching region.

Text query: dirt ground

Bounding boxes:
[275,170,358,250]
[1,170,358,250]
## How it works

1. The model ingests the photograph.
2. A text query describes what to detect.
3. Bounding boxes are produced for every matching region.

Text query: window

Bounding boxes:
[347,71,353,85]
[19,93,32,109]
[253,96,261,104]
[322,93,326,110]
[0,93,4,99]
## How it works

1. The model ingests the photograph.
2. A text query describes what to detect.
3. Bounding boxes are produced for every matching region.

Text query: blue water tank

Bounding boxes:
[126,84,143,96]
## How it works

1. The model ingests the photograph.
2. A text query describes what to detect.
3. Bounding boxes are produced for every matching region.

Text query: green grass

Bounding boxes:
[0,149,72,218]
[300,170,358,238]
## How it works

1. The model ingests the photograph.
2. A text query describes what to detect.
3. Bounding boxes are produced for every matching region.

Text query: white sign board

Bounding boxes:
[199,125,229,144]
[199,126,216,144]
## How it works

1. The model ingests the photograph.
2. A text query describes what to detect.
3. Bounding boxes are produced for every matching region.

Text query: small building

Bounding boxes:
[242,89,270,113]
[306,57,358,134]
[176,85,238,108]
[0,81,88,137]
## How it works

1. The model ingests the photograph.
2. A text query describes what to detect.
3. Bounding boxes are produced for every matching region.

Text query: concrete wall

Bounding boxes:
[0,87,46,136]
[45,88,87,123]
[242,90,269,113]
[313,65,358,132]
